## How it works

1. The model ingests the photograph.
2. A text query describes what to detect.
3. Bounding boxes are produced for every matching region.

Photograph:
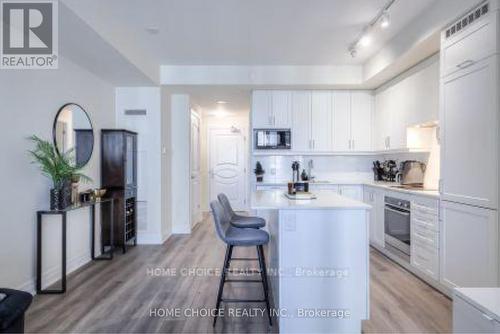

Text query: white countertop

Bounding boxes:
[454,288,500,322]
[255,180,440,199]
[251,190,371,210]
[365,182,440,199]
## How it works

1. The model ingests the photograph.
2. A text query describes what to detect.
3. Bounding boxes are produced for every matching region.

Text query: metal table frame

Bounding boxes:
[36,199,114,294]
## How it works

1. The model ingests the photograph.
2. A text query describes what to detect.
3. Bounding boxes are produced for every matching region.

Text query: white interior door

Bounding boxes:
[190,113,201,227]
[209,128,246,211]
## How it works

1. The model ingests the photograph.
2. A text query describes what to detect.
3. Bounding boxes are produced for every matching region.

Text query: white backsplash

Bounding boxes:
[252,155,376,184]
[252,152,434,185]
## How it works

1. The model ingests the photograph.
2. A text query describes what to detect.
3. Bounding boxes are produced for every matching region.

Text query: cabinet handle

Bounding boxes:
[388,136,391,149]
[438,179,443,194]
[313,140,315,150]
[415,231,434,244]
[352,139,355,151]
[273,115,276,126]
[348,140,351,150]
[456,59,475,69]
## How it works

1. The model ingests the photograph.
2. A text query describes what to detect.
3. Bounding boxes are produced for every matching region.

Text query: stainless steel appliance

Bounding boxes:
[398,160,426,186]
[384,196,411,259]
[254,129,291,150]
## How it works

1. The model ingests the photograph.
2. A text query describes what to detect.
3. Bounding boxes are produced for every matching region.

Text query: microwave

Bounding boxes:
[254,129,291,150]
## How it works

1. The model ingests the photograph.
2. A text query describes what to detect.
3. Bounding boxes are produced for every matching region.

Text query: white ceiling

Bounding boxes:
[168,86,251,115]
[62,0,437,66]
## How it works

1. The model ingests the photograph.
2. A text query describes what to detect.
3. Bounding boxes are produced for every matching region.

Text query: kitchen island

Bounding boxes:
[251,190,371,333]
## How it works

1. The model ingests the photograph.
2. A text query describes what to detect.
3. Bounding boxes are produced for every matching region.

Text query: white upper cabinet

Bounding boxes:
[389,86,407,150]
[252,90,273,128]
[440,56,498,209]
[252,89,373,154]
[441,7,498,78]
[373,56,440,151]
[311,91,333,152]
[350,91,373,151]
[332,91,351,152]
[374,91,391,151]
[332,91,373,152]
[272,91,292,128]
[406,60,440,126]
[291,91,312,152]
[252,90,292,129]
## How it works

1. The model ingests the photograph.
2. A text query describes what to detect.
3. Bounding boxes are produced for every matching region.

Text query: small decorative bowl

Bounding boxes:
[93,189,107,200]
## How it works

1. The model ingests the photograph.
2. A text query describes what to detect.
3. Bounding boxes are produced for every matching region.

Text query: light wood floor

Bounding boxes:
[26,216,452,333]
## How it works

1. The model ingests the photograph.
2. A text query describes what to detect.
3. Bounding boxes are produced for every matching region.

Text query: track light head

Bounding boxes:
[380,10,390,28]
[349,47,358,58]
[359,35,371,47]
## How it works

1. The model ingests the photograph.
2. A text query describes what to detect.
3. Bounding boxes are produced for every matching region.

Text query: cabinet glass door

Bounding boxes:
[125,134,136,188]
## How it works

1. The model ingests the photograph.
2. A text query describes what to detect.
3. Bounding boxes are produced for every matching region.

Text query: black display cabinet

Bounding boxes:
[101,129,138,253]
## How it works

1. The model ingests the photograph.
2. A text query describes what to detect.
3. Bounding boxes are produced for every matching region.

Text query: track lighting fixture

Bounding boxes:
[347,0,396,57]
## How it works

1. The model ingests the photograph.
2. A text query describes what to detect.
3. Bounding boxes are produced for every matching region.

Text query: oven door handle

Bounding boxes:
[385,206,410,216]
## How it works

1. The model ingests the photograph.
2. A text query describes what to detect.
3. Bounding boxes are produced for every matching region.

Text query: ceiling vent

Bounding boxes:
[445,2,489,39]
[124,109,147,116]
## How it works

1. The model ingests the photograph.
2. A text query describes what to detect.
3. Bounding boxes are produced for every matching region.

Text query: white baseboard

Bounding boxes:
[41,253,91,291]
[137,231,164,244]
[17,279,35,295]
[17,252,93,294]
[161,231,171,243]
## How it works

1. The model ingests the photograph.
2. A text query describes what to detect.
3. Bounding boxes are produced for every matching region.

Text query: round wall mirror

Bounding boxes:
[53,103,94,168]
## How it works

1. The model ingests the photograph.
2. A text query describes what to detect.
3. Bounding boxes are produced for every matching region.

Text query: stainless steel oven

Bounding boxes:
[384,196,411,258]
[254,129,291,150]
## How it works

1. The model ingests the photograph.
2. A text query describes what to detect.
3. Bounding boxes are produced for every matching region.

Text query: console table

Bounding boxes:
[36,198,114,294]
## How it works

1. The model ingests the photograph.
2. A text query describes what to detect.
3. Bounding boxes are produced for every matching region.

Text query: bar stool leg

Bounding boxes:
[257,245,272,326]
[213,244,233,326]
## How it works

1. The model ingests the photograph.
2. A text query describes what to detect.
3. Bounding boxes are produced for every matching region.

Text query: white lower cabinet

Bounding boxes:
[339,185,363,201]
[411,198,440,281]
[255,185,287,191]
[363,186,385,248]
[440,200,499,289]
[309,184,339,192]
[453,294,500,333]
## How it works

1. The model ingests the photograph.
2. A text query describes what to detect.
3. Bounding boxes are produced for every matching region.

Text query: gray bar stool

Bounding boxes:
[217,193,265,229]
[210,200,272,327]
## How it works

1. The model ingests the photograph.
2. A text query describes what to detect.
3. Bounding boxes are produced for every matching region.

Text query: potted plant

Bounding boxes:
[254,161,265,183]
[28,135,91,210]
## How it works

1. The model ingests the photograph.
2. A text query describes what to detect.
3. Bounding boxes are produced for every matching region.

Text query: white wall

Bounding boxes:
[0,56,115,292]
[161,90,172,240]
[115,87,164,244]
[169,94,191,233]
[200,112,250,212]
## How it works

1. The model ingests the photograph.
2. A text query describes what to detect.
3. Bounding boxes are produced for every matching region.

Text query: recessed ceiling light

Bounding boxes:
[216,100,228,105]
[145,27,160,35]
